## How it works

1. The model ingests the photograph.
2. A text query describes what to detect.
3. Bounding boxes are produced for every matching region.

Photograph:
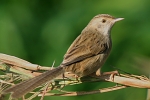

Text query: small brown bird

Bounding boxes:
[3,14,124,98]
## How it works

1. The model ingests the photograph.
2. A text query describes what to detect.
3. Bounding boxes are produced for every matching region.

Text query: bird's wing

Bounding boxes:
[62,30,108,66]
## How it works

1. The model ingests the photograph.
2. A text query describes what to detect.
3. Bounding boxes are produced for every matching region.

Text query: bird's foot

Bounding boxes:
[102,71,119,82]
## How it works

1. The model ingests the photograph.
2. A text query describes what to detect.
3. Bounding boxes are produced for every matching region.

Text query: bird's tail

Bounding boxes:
[3,66,65,99]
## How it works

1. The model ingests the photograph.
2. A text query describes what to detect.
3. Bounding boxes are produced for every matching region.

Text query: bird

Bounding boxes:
[3,14,124,98]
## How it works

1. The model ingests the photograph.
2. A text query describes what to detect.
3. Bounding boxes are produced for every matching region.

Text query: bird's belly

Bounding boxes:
[65,54,108,77]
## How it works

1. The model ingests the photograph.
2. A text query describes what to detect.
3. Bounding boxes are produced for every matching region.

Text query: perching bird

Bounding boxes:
[3,14,124,98]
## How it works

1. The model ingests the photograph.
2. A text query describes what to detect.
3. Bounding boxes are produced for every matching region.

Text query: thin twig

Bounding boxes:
[38,85,127,96]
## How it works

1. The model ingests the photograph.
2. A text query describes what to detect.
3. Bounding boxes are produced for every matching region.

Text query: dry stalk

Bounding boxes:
[0,53,150,100]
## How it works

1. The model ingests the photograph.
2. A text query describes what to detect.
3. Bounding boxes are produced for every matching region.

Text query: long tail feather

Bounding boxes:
[3,66,65,98]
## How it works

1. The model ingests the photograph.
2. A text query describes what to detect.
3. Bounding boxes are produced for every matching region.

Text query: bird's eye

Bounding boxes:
[102,19,106,23]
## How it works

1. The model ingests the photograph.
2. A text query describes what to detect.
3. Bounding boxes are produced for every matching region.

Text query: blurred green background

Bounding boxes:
[0,0,150,100]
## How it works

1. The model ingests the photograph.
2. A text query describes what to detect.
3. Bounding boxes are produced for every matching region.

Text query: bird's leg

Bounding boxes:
[89,69,101,78]
[96,68,101,76]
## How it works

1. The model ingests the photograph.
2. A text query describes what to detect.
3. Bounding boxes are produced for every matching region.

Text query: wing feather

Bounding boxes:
[62,29,108,66]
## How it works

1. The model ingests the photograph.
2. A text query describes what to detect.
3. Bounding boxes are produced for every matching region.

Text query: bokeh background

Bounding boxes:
[0,0,150,100]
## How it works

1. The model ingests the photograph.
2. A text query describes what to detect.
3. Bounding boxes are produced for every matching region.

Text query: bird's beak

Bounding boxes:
[114,18,124,22]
